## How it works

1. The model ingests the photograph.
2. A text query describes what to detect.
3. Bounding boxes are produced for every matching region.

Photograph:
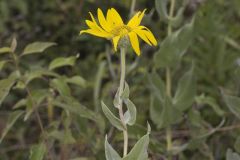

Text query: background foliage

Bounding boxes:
[0,0,240,159]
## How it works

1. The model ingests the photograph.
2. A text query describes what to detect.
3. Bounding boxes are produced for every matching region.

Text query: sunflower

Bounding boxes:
[80,8,157,56]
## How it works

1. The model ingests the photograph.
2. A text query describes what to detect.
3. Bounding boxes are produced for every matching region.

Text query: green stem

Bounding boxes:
[166,0,176,158]
[167,0,176,35]
[130,0,136,17]
[166,68,172,156]
[10,51,53,160]
[118,48,128,157]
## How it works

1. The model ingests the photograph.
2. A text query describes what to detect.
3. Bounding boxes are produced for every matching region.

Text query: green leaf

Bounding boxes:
[195,94,225,116]
[123,99,137,126]
[154,20,194,68]
[0,110,24,143]
[29,143,46,160]
[65,76,86,88]
[123,127,150,160]
[155,0,168,20]
[53,97,105,131]
[121,82,130,100]
[113,89,120,108]
[148,72,165,102]
[171,8,184,28]
[10,37,17,53]
[153,95,182,129]
[0,75,17,106]
[53,98,97,121]
[22,42,56,55]
[94,61,106,111]
[63,129,76,144]
[13,99,27,109]
[48,56,76,70]
[101,101,126,131]
[105,136,121,160]
[51,78,71,97]
[0,47,11,54]
[0,61,8,71]
[222,92,240,119]
[150,94,163,128]
[234,136,240,153]
[173,66,196,111]
[14,69,59,90]
[188,109,202,127]
[70,158,94,160]
[24,69,59,85]
[226,149,240,160]
[24,89,48,121]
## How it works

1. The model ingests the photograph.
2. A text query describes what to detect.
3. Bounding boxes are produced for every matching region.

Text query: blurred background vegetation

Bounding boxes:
[0,0,240,159]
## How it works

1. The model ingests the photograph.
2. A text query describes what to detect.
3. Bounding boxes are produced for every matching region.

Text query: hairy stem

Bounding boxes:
[118,48,128,157]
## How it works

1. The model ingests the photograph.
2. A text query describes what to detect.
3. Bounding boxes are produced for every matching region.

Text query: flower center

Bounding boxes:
[110,25,132,37]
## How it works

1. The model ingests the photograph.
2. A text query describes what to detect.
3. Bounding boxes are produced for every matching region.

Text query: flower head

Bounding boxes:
[80,8,157,56]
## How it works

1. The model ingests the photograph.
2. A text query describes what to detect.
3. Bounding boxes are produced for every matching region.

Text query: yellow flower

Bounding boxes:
[80,8,157,56]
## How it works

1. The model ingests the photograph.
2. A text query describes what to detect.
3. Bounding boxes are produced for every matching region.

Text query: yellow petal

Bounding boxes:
[108,8,124,25]
[137,9,147,24]
[97,8,111,32]
[127,9,146,28]
[88,12,106,31]
[85,20,99,30]
[89,12,98,24]
[128,32,140,55]
[106,9,114,25]
[127,11,141,27]
[112,36,121,51]
[144,30,157,46]
[134,29,152,46]
[80,29,109,38]
[138,26,157,46]
[85,20,111,37]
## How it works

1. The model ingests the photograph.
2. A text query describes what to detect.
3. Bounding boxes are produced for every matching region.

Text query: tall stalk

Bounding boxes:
[118,47,128,156]
[166,0,176,158]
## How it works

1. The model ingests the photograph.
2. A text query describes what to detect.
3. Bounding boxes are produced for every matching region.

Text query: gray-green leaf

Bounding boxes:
[222,92,240,119]
[148,72,165,102]
[105,136,122,160]
[101,101,126,131]
[123,99,137,125]
[154,95,182,129]
[155,0,169,20]
[22,42,56,55]
[121,82,130,100]
[195,94,225,116]
[123,129,150,160]
[226,149,240,160]
[173,66,196,111]
[154,19,194,68]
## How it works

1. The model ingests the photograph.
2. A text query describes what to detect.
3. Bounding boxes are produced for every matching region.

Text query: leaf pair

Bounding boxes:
[105,125,151,160]
[149,66,196,129]
[154,19,194,68]
[102,82,137,130]
[155,0,184,26]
